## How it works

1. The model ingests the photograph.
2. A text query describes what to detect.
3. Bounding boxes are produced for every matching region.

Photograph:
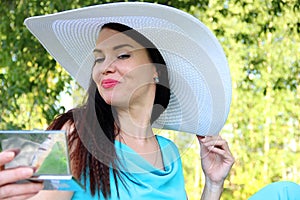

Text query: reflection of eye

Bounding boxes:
[118,54,130,60]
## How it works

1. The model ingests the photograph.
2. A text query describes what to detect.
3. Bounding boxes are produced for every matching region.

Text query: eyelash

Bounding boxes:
[117,53,131,60]
[94,53,131,64]
[94,58,104,64]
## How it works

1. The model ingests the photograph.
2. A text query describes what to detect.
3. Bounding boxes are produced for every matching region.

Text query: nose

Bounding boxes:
[101,57,117,75]
[93,56,117,85]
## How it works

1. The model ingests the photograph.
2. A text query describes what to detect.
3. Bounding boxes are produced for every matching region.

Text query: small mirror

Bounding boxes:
[0,130,83,191]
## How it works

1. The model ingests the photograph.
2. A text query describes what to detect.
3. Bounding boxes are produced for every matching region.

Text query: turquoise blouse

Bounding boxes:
[72,135,187,199]
[249,181,300,200]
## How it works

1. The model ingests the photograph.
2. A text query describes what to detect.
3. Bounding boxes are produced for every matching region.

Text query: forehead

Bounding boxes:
[96,28,144,50]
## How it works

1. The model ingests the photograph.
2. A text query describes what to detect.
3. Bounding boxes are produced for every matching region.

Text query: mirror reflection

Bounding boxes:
[0,130,69,176]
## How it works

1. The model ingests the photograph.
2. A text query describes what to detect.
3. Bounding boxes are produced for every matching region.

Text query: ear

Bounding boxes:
[152,65,159,79]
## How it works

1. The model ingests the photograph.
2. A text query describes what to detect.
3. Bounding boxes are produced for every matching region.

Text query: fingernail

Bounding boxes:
[22,168,34,177]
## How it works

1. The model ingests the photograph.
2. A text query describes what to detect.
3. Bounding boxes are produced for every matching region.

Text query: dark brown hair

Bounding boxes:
[47,22,170,199]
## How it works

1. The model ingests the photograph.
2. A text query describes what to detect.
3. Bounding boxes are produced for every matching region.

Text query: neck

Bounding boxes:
[114,83,156,140]
[116,104,154,140]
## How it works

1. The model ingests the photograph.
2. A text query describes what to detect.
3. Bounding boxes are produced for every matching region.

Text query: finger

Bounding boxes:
[4,148,21,155]
[196,135,205,141]
[205,143,235,163]
[198,135,222,142]
[205,145,227,156]
[198,135,220,145]
[0,167,34,186]
[0,152,16,167]
[198,135,223,147]
[0,182,43,200]
[199,137,234,161]
[200,137,229,150]
[3,193,39,200]
[0,149,21,169]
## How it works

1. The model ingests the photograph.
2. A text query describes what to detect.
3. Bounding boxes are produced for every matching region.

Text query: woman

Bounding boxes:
[0,3,300,200]
[0,1,234,200]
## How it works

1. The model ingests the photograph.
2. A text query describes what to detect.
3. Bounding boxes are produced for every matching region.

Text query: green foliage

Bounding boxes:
[37,142,68,175]
[192,0,300,199]
[1,0,300,199]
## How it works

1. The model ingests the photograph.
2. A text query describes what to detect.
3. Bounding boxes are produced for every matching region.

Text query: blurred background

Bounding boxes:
[1,0,299,199]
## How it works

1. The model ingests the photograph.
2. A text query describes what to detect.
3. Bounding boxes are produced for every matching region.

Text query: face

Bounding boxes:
[92,28,158,107]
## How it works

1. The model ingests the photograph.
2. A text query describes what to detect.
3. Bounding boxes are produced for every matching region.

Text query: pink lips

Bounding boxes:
[101,79,119,89]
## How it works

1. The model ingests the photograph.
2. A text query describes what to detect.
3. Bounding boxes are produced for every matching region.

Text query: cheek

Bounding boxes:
[131,66,155,84]
[92,66,101,84]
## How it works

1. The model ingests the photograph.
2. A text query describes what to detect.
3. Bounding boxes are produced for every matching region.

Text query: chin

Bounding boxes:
[102,95,125,107]
[100,89,130,107]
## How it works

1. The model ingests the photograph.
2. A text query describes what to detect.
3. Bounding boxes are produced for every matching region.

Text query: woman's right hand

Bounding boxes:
[0,149,43,200]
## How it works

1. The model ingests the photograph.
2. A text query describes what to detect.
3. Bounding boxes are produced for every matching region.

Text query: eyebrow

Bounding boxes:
[93,44,134,53]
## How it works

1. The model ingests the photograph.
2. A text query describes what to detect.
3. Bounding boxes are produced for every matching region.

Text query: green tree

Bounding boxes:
[192,0,300,198]
[1,0,300,199]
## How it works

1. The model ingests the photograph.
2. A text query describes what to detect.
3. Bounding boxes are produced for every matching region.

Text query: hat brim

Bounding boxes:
[24,2,231,136]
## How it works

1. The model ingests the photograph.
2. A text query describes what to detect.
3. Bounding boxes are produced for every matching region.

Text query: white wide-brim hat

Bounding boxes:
[24,2,231,136]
